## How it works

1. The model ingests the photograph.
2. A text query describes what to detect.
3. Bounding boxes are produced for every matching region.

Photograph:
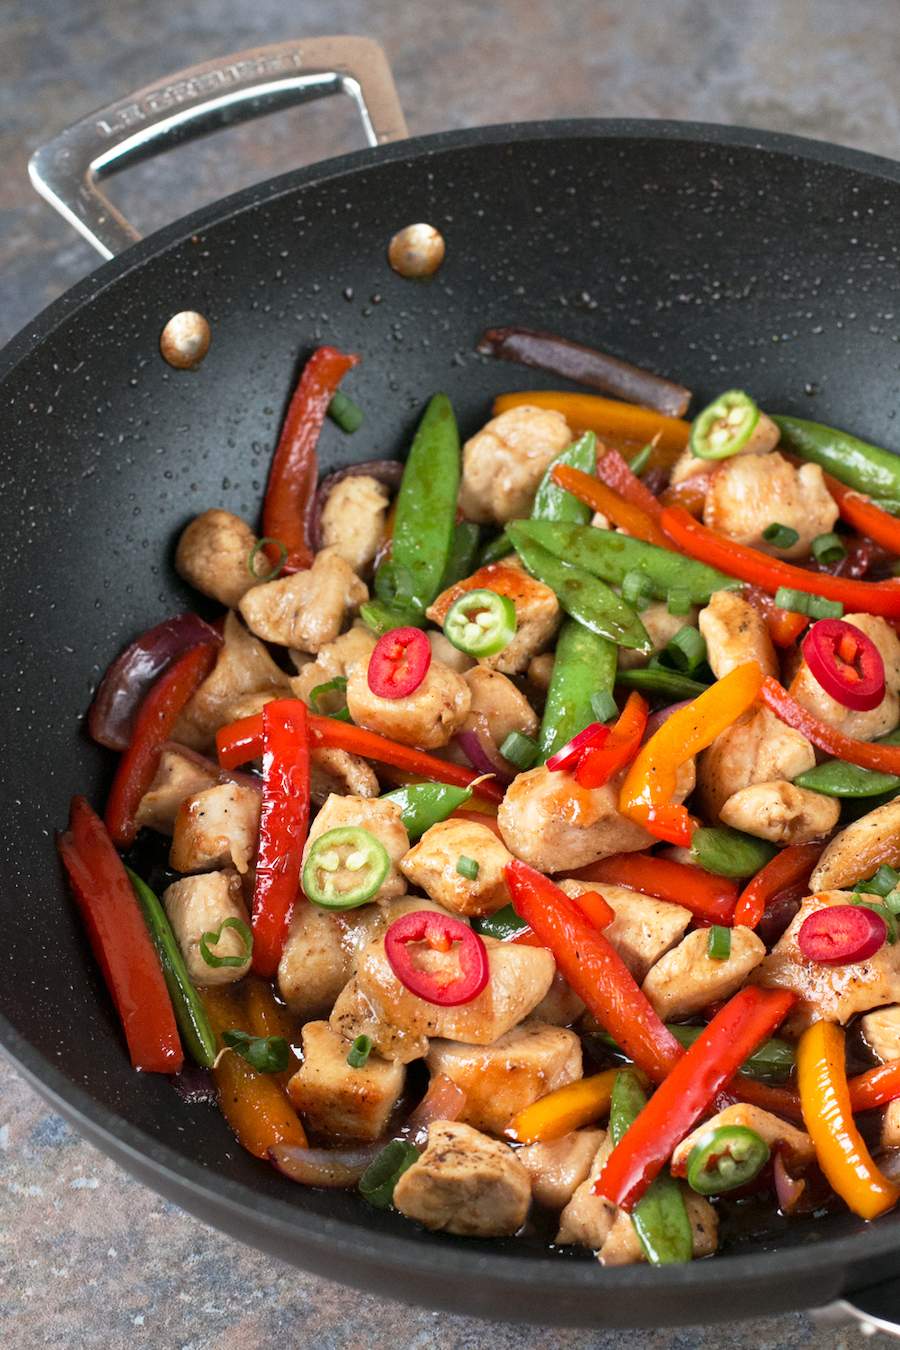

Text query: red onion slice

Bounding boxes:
[401,1073,467,1147]
[455,722,514,786]
[88,613,222,750]
[309,459,404,552]
[773,1149,807,1216]
[643,699,693,742]
[270,1142,384,1188]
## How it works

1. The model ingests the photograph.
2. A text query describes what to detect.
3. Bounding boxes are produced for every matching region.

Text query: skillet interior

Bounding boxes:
[2,120,900,1324]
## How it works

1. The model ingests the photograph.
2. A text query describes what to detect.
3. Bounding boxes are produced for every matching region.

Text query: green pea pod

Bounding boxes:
[609,1070,693,1265]
[439,521,481,591]
[126,867,217,1068]
[772,415,900,505]
[690,826,777,879]
[793,726,900,798]
[359,599,424,636]
[390,393,461,610]
[478,531,514,566]
[509,519,738,603]
[380,782,473,840]
[615,666,710,702]
[537,618,617,760]
[595,1025,794,1083]
[472,903,529,941]
[531,431,597,523]
[508,526,651,653]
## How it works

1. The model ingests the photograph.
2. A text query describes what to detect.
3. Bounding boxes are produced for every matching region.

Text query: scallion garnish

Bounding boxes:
[808,595,844,620]
[664,625,707,674]
[666,587,692,617]
[773,586,843,620]
[855,864,900,897]
[247,537,288,581]
[885,890,900,917]
[347,1034,374,1069]
[707,926,732,960]
[811,532,847,566]
[456,856,480,880]
[499,730,538,770]
[199,917,253,969]
[590,690,619,723]
[762,522,800,550]
[221,1029,290,1073]
[359,1140,420,1209]
[622,569,653,611]
[309,676,352,722]
[327,390,365,433]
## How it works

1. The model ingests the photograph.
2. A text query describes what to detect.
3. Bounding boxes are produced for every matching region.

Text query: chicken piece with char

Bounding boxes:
[668,412,780,486]
[427,561,560,675]
[134,746,219,834]
[789,613,900,743]
[330,976,430,1064]
[169,781,261,875]
[240,547,368,654]
[460,665,539,745]
[303,794,409,904]
[718,780,839,846]
[346,657,471,750]
[400,819,515,917]
[173,612,290,751]
[699,588,778,680]
[860,1006,900,1064]
[696,706,815,820]
[319,475,390,574]
[704,451,838,559]
[175,509,261,609]
[642,926,767,1021]
[393,1120,532,1237]
[811,797,900,892]
[287,1020,405,1142]
[458,406,573,525]
[162,870,251,985]
[289,625,376,704]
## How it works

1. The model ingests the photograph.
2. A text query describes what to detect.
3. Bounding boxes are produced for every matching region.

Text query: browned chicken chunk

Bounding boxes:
[789,613,900,743]
[697,706,815,820]
[175,509,261,608]
[559,880,691,982]
[173,612,290,751]
[718,780,839,845]
[287,1020,405,1142]
[705,452,838,559]
[599,1194,718,1266]
[393,1121,531,1237]
[169,781,261,875]
[162,870,251,985]
[699,588,778,679]
[427,562,560,675]
[134,746,219,834]
[860,1006,900,1064]
[319,475,390,574]
[458,406,573,525]
[400,819,514,917]
[346,657,471,749]
[642,927,766,1021]
[517,1130,605,1210]
[811,797,900,892]
[240,547,368,654]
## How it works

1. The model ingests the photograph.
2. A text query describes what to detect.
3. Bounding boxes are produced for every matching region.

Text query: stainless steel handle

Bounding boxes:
[28,36,408,260]
[813,1277,900,1340]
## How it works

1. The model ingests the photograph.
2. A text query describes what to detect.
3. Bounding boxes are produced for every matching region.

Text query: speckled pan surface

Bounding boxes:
[2,119,900,1325]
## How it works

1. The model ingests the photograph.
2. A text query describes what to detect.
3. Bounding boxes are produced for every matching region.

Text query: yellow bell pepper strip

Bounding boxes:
[796,1021,900,1220]
[243,976,301,1090]
[493,390,690,459]
[619,662,764,846]
[504,1069,620,1144]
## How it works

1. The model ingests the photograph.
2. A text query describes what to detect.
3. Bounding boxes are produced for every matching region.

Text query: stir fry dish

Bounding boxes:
[59,331,900,1269]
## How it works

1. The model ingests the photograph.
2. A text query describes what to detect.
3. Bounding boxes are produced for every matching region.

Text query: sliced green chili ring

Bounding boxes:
[478,531,514,566]
[610,1070,693,1265]
[359,1139,421,1208]
[247,537,288,581]
[444,589,517,657]
[472,903,529,941]
[380,782,472,840]
[309,676,351,722]
[616,666,710,702]
[811,532,847,565]
[852,898,898,944]
[199,916,253,969]
[303,826,391,910]
[594,1025,795,1083]
[707,925,732,960]
[690,390,760,461]
[439,521,481,591]
[762,522,800,550]
[628,442,653,477]
[221,1029,290,1073]
[127,867,217,1068]
[690,826,777,879]
[590,690,619,723]
[664,626,706,674]
[456,856,480,880]
[499,730,539,770]
[622,569,654,612]
[531,431,596,524]
[327,389,365,433]
[686,1125,770,1196]
[359,599,423,636]
[666,587,692,617]
[347,1034,374,1069]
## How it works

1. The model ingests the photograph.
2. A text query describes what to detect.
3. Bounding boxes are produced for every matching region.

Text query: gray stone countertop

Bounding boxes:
[1,1,899,1345]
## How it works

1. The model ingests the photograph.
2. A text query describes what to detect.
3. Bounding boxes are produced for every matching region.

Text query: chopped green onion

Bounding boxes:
[199,917,253,969]
[886,890,900,916]
[811,532,847,566]
[666,587,692,617]
[762,522,800,550]
[628,443,653,477]
[247,537,288,581]
[590,690,619,723]
[359,1140,420,1208]
[347,1034,374,1068]
[664,626,707,674]
[707,926,732,960]
[852,898,898,944]
[773,586,843,620]
[309,676,351,722]
[856,864,900,897]
[456,856,480,880]
[327,390,365,433]
[221,1029,290,1073]
[622,569,653,611]
[499,730,538,770]
[808,595,844,619]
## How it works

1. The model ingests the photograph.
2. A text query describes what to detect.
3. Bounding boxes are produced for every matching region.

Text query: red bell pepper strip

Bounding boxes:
[596,446,664,517]
[734,842,825,929]
[57,796,182,1073]
[728,1076,804,1122]
[511,885,615,947]
[660,503,900,619]
[251,700,310,978]
[760,676,900,774]
[505,860,682,1083]
[594,986,797,1209]
[574,692,648,789]
[849,1058,900,1114]
[216,709,506,803]
[742,584,809,648]
[569,852,738,927]
[719,1058,900,1123]
[105,642,218,847]
[262,346,359,573]
[551,463,670,548]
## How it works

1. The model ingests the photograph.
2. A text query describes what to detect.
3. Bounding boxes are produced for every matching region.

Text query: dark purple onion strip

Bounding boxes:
[309,459,404,552]
[270,1142,383,1188]
[455,727,514,786]
[400,1073,467,1148]
[476,327,692,418]
[88,614,222,751]
[773,1150,807,1216]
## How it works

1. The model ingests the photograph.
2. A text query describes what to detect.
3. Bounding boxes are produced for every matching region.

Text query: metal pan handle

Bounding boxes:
[28,36,408,260]
[813,1275,900,1340]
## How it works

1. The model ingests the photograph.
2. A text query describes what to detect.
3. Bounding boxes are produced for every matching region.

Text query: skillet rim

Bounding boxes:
[3,115,900,1307]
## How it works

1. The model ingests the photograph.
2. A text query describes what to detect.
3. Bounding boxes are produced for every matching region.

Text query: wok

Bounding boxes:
[2,34,900,1334]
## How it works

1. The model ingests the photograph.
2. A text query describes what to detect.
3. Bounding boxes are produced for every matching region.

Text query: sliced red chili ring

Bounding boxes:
[367,627,432,700]
[797,903,886,965]
[802,618,885,712]
[384,910,489,1006]
[546,721,610,774]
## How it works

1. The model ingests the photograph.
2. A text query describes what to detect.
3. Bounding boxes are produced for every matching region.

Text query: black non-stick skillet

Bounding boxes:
[3,35,900,1334]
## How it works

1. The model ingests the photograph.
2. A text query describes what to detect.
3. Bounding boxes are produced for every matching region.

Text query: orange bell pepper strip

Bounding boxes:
[216,709,505,803]
[202,987,307,1158]
[251,699,310,978]
[262,345,359,573]
[619,662,764,846]
[594,986,797,1210]
[797,1021,900,1220]
[734,842,824,929]
[57,796,183,1074]
[505,861,682,1084]
[574,692,648,789]
[660,503,900,620]
[505,1069,620,1144]
[493,390,691,458]
[551,463,670,548]
[718,1056,900,1123]
[569,853,738,927]
[595,446,664,517]
[105,642,218,847]
[760,676,900,775]
[849,1058,900,1114]
[243,976,301,1089]
[742,584,809,648]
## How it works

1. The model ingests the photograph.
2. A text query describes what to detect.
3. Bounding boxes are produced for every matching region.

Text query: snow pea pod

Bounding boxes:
[510,520,738,603]
[537,618,617,760]
[360,599,423,636]
[773,415,900,508]
[472,903,528,941]
[380,782,473,839]
[794,727,900,798]
[439,521,481,591]
[616,666,710,702]
[531,431,597,523]
[609,1069,692,1265]
[508,526,651,653]
[387,393,461,611]
[595,1025,794,1083]
[691,826,777,879]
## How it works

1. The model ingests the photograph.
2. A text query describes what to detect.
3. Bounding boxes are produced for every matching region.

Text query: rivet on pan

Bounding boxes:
[159,311,211,369]
[388,224,446,278]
